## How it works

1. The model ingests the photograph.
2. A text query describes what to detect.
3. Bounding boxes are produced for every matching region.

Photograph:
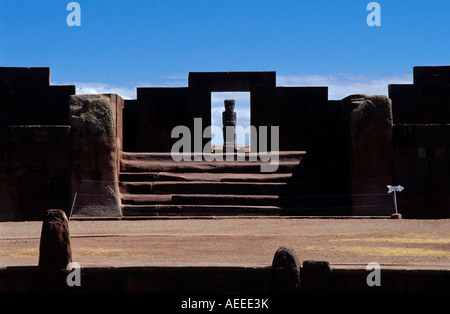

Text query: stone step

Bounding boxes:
[121,151,306,162]
[116,151,354,217]
[120,193,354,207]
[121,194,279,206]
[121,204,283,216]
[119,172,293,182]
[120,151,304,174]
[120,160,300,174]
[120,204,353,217]
[119,181,322,196]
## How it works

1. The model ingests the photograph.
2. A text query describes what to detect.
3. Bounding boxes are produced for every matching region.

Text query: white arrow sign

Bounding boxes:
[387,185,404,193]
[387,185,404,214]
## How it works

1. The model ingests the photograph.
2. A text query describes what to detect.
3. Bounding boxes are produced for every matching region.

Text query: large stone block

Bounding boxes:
[343,95,394,215]
[0,126,71,221]
[389,84,416,124]
[69,95,121,217]
[434,125,450,146]
[414,66,450,86]
[0,67,50,91]
[275,86,329,151]
[301,261,330,293]
[188,71,276,90]
[136,88,188,152]
[122,99,138,152]
[0,68,74,126]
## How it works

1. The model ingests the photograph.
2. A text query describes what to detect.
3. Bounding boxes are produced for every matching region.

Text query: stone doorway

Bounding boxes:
[211,92,251,153]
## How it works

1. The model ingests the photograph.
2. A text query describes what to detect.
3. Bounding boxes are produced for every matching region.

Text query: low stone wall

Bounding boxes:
[1,263,448,295]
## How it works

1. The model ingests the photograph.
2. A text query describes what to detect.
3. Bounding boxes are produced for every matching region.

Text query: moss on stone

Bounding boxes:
[69,95,115,157]
[350,95,393,143]
[69,95,121,217]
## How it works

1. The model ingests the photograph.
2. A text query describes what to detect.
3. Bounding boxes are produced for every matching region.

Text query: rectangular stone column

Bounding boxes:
[342,95,394,216]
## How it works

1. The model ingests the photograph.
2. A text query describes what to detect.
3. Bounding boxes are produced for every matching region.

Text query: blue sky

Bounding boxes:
[1,0,449,144]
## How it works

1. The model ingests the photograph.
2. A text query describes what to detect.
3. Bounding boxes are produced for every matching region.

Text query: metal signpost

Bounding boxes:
[387,185,404,216]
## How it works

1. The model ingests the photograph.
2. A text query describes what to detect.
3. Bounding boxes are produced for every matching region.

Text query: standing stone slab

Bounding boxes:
[69,94,121,217]
[38,209,72,270]
[271,246,301,293]
[343,95,394,216]
[38,209,73,293]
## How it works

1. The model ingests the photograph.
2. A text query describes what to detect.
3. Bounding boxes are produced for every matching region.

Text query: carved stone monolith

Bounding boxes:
[222,99,236,152]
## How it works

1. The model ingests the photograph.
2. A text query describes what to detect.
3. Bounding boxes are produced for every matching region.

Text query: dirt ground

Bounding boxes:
[1,218,449,269]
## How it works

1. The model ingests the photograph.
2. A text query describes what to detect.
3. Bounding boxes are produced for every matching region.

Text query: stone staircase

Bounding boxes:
[119,151,352,217]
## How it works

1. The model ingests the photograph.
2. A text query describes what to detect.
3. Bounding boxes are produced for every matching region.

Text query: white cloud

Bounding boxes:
[277,73,413,100]
[72,82,137,100]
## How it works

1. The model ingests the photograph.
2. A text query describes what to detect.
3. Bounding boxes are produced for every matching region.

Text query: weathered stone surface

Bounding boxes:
[271,246,300,293]
[343,94,394,215]
[0,126,71,221]
[69,95,121,217]
[0,67,74,221]
[38,209,72,270]
[300,260,331,293]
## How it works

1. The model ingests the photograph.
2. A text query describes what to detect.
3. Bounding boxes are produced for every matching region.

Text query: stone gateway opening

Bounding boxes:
[211,92,251,152]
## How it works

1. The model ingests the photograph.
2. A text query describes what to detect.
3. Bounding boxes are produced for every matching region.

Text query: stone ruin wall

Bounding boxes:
[0,66,448,220]
[0,68,123,220]
[390,66,450,218]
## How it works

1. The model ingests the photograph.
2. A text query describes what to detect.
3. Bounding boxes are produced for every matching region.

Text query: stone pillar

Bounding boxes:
[271,246,301,293]
[342,95,394,216]
[38,209,72,293]
[222,99,236,152]
[39,209,72,270]
[69,95,121,218]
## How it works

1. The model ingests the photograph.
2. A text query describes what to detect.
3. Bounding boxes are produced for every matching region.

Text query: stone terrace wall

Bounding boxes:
[0,126,71,221]
[0,68,124,221]
[389,66,450,218]
[0,68,75,221]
